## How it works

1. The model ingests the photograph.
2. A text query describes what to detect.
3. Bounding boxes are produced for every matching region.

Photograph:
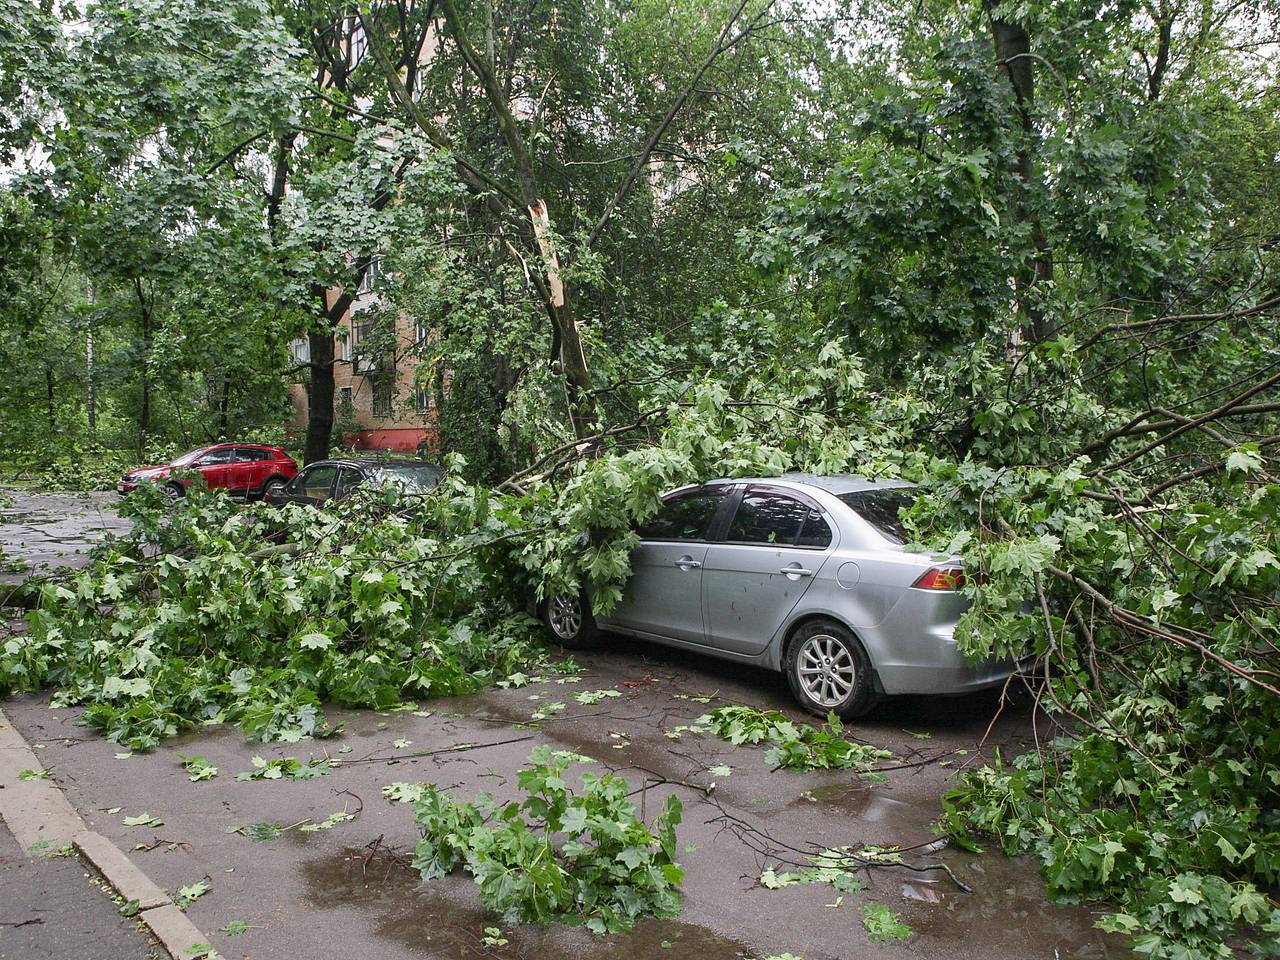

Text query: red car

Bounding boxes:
[117,443,298,500]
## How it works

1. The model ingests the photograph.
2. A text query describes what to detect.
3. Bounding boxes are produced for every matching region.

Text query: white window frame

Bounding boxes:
[356,257,380,296]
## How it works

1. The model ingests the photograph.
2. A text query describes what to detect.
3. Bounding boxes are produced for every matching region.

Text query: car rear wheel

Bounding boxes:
[784,619,877,719]
[538,590,601,650]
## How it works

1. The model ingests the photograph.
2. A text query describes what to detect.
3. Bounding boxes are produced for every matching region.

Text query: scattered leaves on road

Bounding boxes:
[571,689,621,705]
[122,812,164,828]
[179,754,217,781]
[234,756,331,781]
[860,903,912,943]
[174,878,211,909]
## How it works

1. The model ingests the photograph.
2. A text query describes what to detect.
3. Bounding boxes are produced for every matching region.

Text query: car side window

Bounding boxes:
[234,448,266,462]
[197,448,235,465]
[335,468,362,499]
[796,510,833,548]
[726,492,814,546]
[299,465,338,500]
[638,489,726,541]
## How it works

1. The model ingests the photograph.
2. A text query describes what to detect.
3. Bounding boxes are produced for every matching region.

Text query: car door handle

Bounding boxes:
[780,564,813,578]
[674,557,702,570]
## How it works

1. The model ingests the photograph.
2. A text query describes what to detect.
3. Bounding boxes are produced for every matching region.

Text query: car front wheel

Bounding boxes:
[262,477,287,499]
[539,590,601,650]
[162,482,184,501]
[784,619,877,719]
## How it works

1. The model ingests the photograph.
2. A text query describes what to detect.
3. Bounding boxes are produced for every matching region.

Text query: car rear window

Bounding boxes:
[836,489,916,544]
[370,464,445,492]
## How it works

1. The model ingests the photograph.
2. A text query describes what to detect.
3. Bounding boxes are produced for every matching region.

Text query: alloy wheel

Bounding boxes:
[797,633,856,707]
[547,594,583,640]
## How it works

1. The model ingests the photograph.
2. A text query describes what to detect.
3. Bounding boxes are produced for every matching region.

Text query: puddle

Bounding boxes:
[301,845,754,960]
[900,851,1134,958]
[786,781,939,837]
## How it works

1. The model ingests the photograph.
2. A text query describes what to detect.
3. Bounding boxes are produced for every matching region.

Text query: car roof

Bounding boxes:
[317,457,442,469]
[711,473,915,495]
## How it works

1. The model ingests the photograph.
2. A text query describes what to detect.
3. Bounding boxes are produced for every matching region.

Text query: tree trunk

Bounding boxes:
[528,199,592,436]
[45,364,55,432]
[304,328,336,464]
[217,370,231,439]
[134,277,152,454]
[986,4,1053,343]
[86,283,96,435]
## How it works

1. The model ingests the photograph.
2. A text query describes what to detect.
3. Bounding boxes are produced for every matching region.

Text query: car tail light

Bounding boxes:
[912,567,967,591]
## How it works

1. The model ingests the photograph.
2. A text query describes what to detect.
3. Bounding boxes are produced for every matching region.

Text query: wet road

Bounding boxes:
[0,491,1130,959]
[0,488,131,584]
[3,648,1131,960]
[0,818,159,960]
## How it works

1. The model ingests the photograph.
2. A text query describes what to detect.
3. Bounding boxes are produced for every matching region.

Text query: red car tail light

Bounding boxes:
[911,567,967,591]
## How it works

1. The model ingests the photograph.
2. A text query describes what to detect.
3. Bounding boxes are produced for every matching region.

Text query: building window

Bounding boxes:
[338,330,351,363]
[347,16,368,69]
[356,257,380,296]
[289,338,310,364]
[414,319,429,351]
[415,384,431,413]
[372,377,394,417]
[353,316,376,373]
[339,385,353,409]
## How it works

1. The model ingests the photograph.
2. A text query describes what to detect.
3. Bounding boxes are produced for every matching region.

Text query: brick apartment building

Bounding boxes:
[286,17,441,454]
[287,262,438,453]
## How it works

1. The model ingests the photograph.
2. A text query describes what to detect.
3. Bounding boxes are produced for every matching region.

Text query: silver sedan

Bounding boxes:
[540,474,1015,718]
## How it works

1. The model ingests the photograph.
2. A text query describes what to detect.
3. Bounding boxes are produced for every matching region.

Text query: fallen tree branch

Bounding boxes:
[1091,369,1280,476]
[1144,433,1280,500]
[1075,292,1280,351]
[1044,562,1280,698]
[341,735,535,765]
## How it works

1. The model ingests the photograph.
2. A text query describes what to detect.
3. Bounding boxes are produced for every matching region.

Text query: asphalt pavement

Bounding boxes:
[0,817,159,960]
[0,488,131,585]
[0,491,1132,960]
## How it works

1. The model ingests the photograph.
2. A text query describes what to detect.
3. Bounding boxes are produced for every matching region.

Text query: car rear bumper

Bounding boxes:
[870,623,1018,695]
[875,657,1017,695]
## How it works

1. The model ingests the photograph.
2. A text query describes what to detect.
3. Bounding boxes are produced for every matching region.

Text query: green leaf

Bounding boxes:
[297,633,332,651]
[860,903,912,943]
[122,813,164,828]
[178,755,217,781]
[1225,446,1263,475]
[175,879,211,908]
[1168,876,1203,905]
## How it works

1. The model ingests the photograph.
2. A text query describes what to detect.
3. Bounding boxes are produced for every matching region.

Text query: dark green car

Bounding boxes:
[265,457,444,508]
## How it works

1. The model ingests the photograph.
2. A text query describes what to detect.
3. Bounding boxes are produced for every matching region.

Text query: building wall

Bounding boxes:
[288,285,439,454]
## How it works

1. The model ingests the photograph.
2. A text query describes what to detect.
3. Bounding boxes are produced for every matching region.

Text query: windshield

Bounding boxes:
[369,464,444,493]
[170,447,210,467]
[836,489,916,544]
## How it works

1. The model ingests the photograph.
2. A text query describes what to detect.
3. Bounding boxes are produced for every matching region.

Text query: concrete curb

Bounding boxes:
[74,830,170,909]
[135,904,214,960]
[0,706,215,959]
[0,707,85,850]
